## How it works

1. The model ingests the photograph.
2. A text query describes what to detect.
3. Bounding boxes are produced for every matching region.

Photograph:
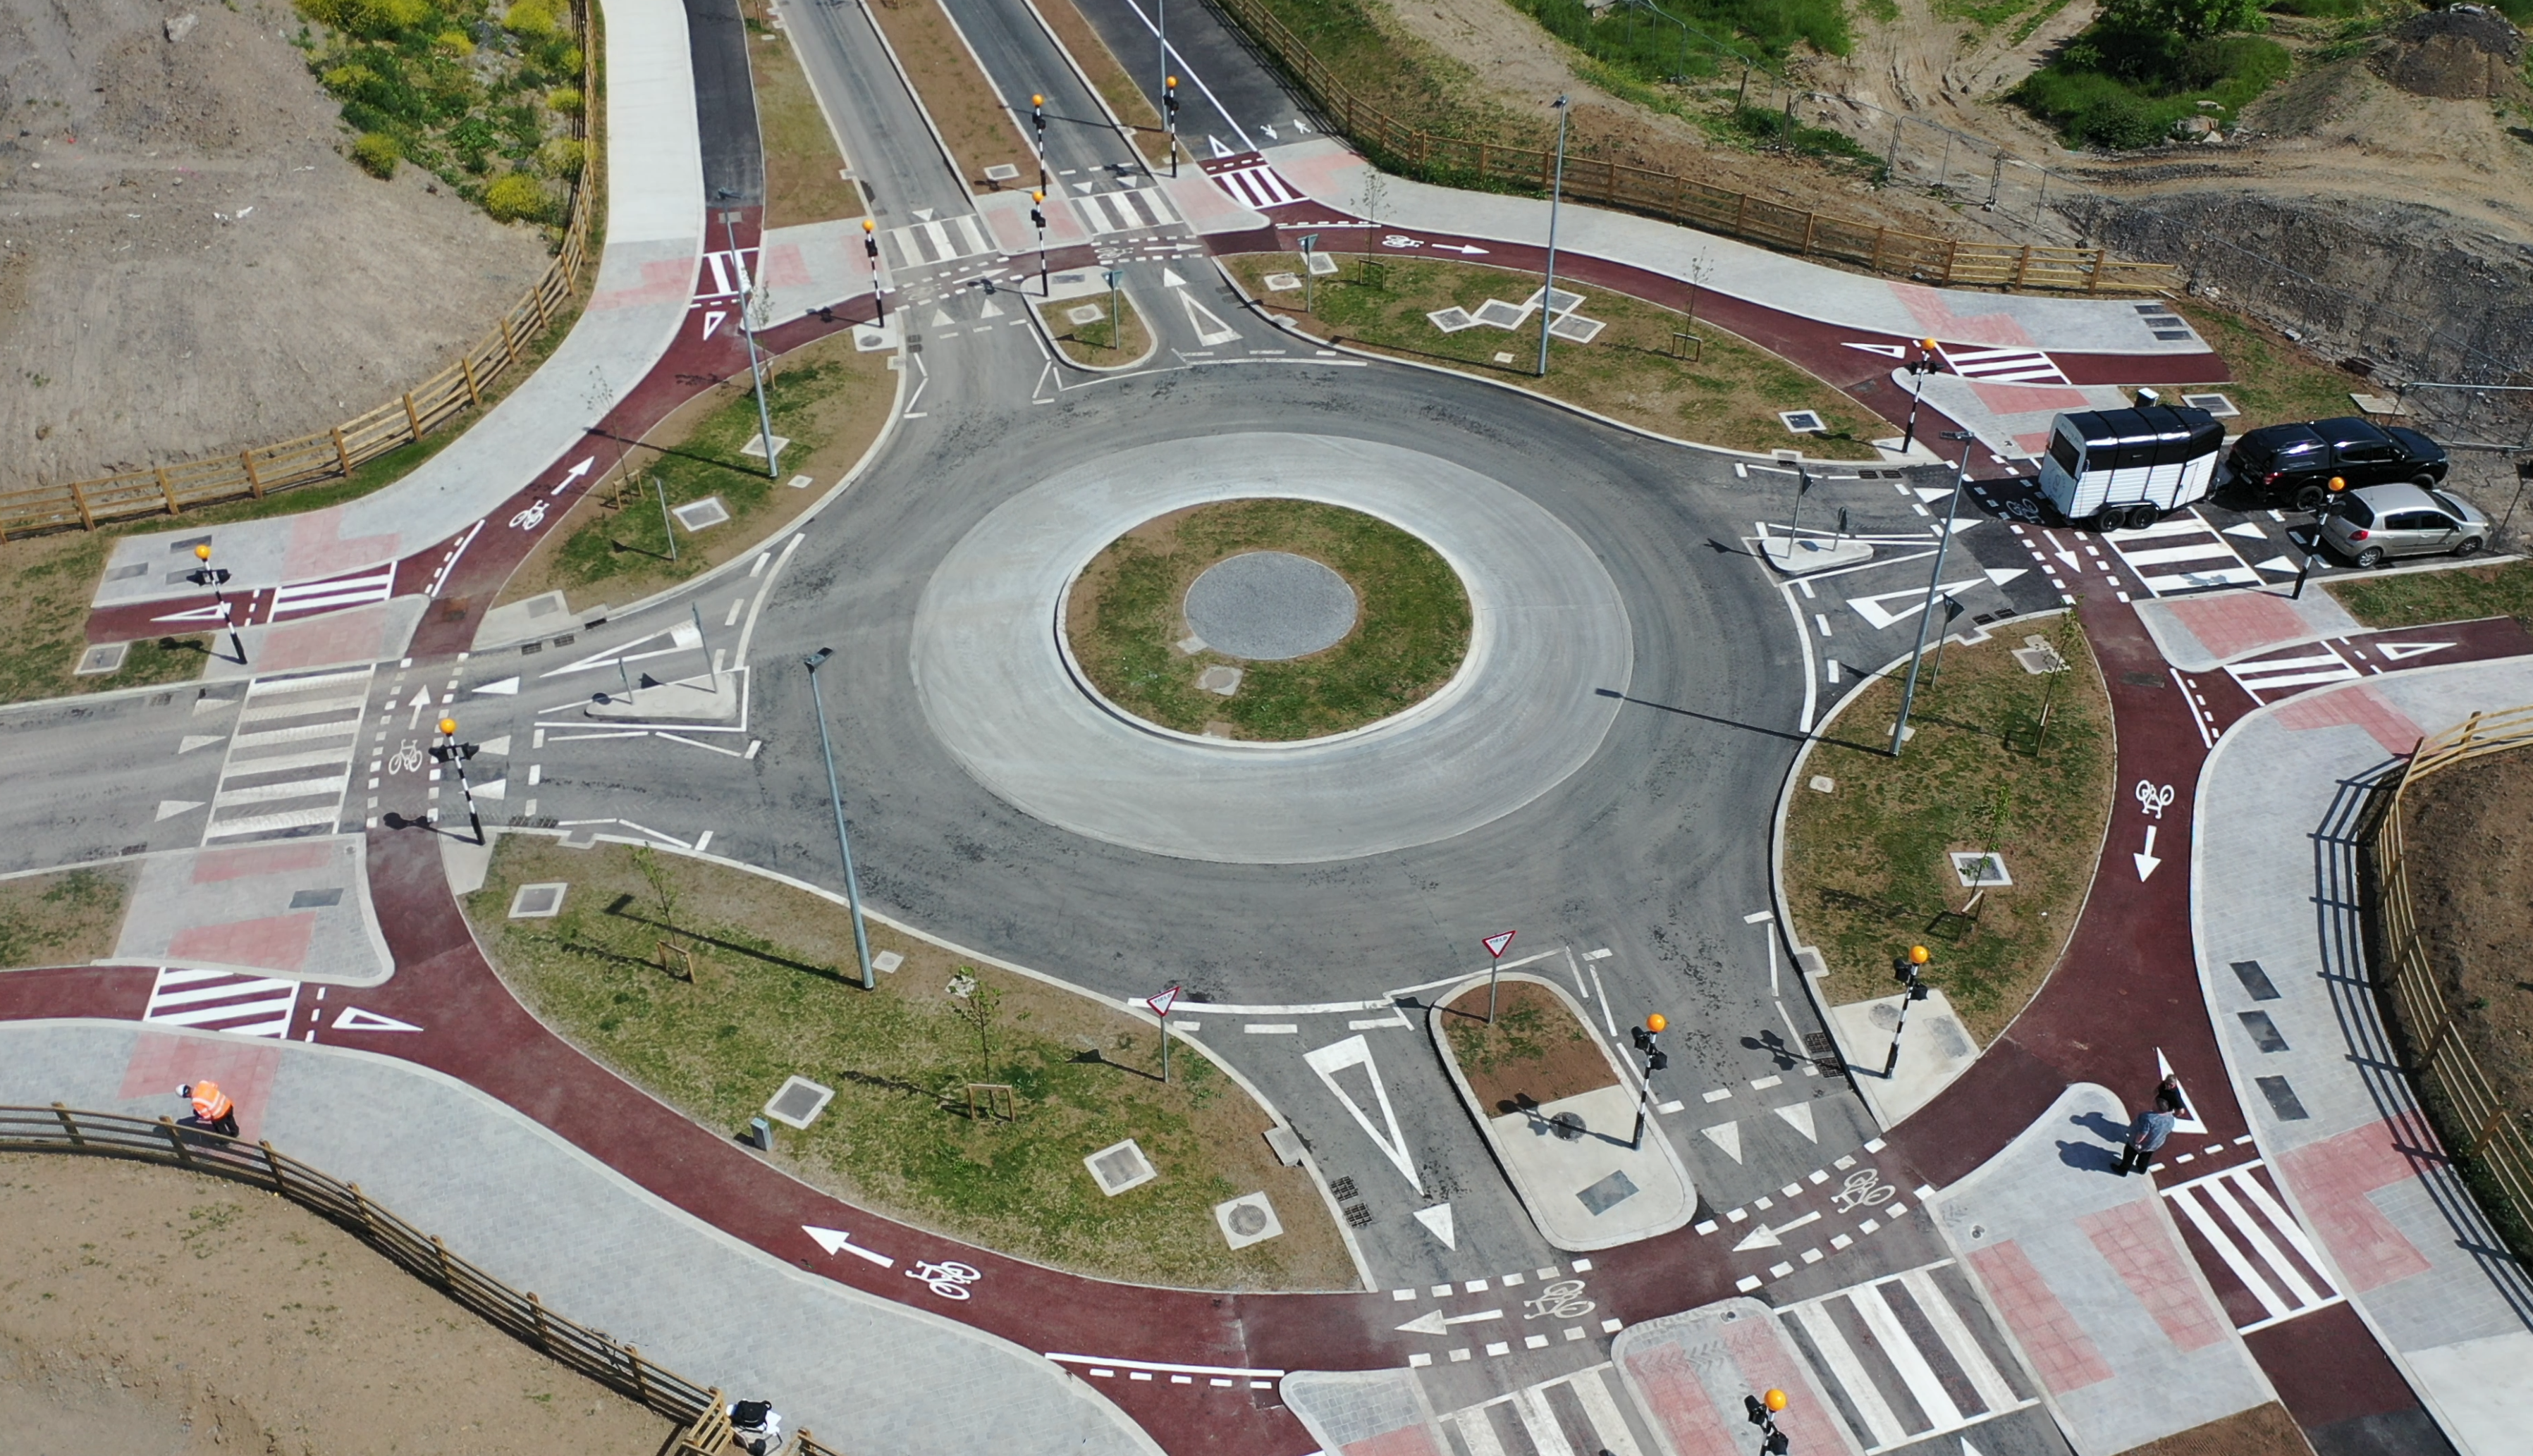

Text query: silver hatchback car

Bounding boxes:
[2319,482,2491,568]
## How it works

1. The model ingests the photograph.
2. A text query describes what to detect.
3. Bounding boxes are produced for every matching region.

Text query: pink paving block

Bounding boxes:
[1965,1239,2115,1393]
[2013,431,2056,455]
[1165,169,1270,233]
[165,912,317,974]
[255,603,395,674]
[1624,1343,1750,1456]
[2276,1121,2435,1292]
[281,505,400,583]
[1720,1314,1851,1455]
[2167,593,2311,661]
[118,1031,282,1142]
[2079,1198,2230,1352]
[761,242,814,289]
[1889,284,2036,347]
[2273,684,2427,756]
[592,257,696,311]
[1970,381,2092,415]
[1341,1422,1447,1456]
[190,842,336,884]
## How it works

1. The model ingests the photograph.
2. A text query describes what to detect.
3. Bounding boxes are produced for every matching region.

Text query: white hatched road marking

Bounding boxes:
[143,968,300,1037]
[2164,1165,2343,1331]
[2103,511,2264,596]
[268,564,395,619]
[1938,345,2068,385]
[1780,1261,2038,1453]
[2225,644,2362,700]
[1074,185,1176,236]
[884,215,993,270]
[1213,162,1304,210]
[202,667,374,843]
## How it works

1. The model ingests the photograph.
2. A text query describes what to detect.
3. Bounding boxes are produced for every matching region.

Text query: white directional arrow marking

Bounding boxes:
[332,1006,423,1033]
[2134,824,2162,880]
[2375,641,2455,662]
[1395,1309,1449,1335]
[1413,1202,1455,1248]
[474,677,520,696]
[2055,545,2082,568]
[804,1226,896,1267]
[1430,242,1490,255]
[2154,1047,2209,1135]
[155,799,205,821]
[1985,567,2028,587]
[1702,1122,1743,1163]
[1161,268,1189,288]
[1846,579,1989,631]
[556,457,594,489]
[2221,522,2269,539]
[405,686,436,728]
[1260,124,1278,140]
[1731,1209,1820,1252]
[1774,1103,1818,1142]
[1304,1035,1422,1193]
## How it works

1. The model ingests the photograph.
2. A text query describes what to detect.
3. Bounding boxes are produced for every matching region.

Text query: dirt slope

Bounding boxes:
[0,0,551,493]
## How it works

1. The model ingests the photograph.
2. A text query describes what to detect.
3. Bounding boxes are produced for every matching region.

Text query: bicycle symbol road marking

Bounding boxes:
[1522,1279,1594,1321]
[907,1259,981,1300]
[1381,234,1425,249]
[386,740,425,775]
[508,500,550,531]
[1830,1168,1895,1214]
[2135,780,2175,820]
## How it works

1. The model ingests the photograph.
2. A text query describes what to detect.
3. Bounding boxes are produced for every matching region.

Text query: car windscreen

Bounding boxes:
[2336,495,2375,527]
[2431,490,2473,519]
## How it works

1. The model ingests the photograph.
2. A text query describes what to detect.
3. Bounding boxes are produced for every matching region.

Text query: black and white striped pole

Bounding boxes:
[433,716,484,846]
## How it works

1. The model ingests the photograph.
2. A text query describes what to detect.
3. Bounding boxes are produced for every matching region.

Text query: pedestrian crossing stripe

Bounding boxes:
[144,968,300,1037]
[883,214,993,270]
[202,667,374,844]
[2224,644,2360,699]
[1937,345,2069,386]
[2101,511,2264,597]
[1212,163,1305,211]
[2162,1164,2343,1331]
[269,564,396,619]
[1071,186,1176,236]
[1777,1261,2040,1453]
[1440,1365,1645,1456]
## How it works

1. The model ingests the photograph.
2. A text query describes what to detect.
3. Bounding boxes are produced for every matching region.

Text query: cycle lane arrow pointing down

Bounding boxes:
[2134,825,2162,880]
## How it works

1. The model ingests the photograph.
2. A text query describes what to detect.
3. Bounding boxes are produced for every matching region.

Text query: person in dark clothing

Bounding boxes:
[2117,1085,2185,1175]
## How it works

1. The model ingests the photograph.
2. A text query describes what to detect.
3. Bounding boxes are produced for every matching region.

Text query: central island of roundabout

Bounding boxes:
[909,433,1634,864]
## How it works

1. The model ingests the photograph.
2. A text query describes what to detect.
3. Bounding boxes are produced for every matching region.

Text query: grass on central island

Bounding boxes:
[1784,613,2114,1043]
[464,835,1359,1291]
[1064,498,1471,740]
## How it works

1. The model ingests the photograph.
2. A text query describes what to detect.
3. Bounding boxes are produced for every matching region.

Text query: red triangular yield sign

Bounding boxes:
[1483,931,1516,959]
[1146,984,1182,1018]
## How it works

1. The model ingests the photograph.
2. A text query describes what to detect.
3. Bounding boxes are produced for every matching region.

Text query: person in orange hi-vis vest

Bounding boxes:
[180,1080,240,1139]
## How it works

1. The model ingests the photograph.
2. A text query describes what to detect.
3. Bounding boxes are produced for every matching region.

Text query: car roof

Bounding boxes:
[2315,417,2392,447]
[2238,422,2324,453]
[2348,482,2439,514]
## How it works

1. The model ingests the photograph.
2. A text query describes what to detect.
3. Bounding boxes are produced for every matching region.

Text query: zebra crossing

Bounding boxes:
[1777,1261,2040,1454]
[2102,512,2267,596]
[2162,1164,2343,1332]
[2223,641,2362,701]
[1437,1364,1648,1456]
[269,563,397,619]
[1071,183,1174,236]
[142,968,300,1037]
[884,214,995,270]
[1937,345,2068,386]
[1211,161,1306,211]
[202,667,374,843]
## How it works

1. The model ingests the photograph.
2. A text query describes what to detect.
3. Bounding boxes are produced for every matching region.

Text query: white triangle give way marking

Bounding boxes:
[1303,1035,1422,1194]
[470,778,505,801]
[1846,579,1989,631]
[1985,567,2027,587]
[1774,1103,1817,1142]
[156,799,205,821]
[1413,1203,1455,1248]
[2154,1047,2209,1135]
[702,310,729,339]
[978,298,1005,319]
[1162,268,1189,288]
[1702,1122,1743,1163]
[2222,522,2269,539]
[1845,342,1909,358]
[2375,641,2454,661]
[911,207,936,222]
[802,1226,895,1267]
[474,677,520,696]
[1208,135,1232,158]
[1180,291,1240,347]
[332,1006,422,1033]
[479,735,511,757]
[2253,555,2301,576]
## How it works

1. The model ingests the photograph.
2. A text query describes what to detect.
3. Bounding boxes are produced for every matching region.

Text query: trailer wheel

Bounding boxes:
[2125,505,2161,531]
[2089,510,2123,533]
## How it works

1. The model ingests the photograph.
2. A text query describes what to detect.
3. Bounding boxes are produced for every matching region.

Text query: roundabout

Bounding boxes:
[909,433,1634,864]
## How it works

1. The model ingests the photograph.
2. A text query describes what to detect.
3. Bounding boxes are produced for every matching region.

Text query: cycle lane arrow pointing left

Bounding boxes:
[803,1226,895,1269]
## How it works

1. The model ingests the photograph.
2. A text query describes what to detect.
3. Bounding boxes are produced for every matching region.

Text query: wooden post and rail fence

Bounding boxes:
[1206,0,2181,302]
[0,1103,847,1456]
[2359,705,2533,1263]
[0,0,601,544]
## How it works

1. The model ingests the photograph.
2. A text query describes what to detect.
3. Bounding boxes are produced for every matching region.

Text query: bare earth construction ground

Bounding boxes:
[0,0,551,491]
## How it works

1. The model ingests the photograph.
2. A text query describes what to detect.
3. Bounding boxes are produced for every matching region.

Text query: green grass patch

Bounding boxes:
[2330,560,2533,634]
[0,866,133,971]
[1235,0,1547,157]
[1065,499,1471,741]
[1038,292,1151,366]
[1784,613,2115,1043]
[2159,297,2360,429]
[1503,0,1843,85]
[1227,253,1883,459]
[465,837,1358,1290]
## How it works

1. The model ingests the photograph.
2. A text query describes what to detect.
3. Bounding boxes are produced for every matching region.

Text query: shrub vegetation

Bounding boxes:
[2012,0,2288,147]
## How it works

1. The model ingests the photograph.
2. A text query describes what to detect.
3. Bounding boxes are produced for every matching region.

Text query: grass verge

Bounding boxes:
[739,0,868,226]
[1441,981,1613,1112]
[465,836,1358,1290]
[1037,292,1151,366]
[1784,613,2114,1044]
[2161,297,2364,431]
[0,866,133,972]
[495,331,893,612]
[2329,560,2533,634]
[1226,253,1882,459]
[1063,498,1471,740]
[864,0,1036,189]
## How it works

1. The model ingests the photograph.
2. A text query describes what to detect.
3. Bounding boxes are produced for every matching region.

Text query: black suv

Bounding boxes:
[2224,417,2448,513]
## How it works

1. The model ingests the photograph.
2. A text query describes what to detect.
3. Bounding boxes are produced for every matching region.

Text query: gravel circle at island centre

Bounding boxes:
[908,434,1633,864]
[1184,552,1360,660]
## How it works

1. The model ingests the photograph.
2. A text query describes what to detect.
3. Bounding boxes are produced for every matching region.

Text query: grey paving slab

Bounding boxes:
[95,0,708,605]
[910,432,1631,863]
[0,1020,1159,1456]
[2192,662,2533,1456]
[1282,1367,1439,1455]
[1260,139,2205,357]
[1932,1084,2271,1456]
[114,837,389,987]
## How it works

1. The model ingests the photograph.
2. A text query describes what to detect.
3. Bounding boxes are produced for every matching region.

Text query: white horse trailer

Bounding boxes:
[2037,404,2225,532]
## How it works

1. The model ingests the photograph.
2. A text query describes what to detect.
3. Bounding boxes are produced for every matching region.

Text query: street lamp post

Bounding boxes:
[1629,1014,1669,1150]
[1889,430,1977,756]
[1535,95,1571,379]
[803,648,878,991]
[719,209,779,479]
[861,218,884,324]
[1899,337,1940,457]
[186,543,250,666]
[432,716,485,846]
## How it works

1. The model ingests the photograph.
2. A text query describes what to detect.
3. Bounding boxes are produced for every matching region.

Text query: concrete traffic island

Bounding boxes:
[1428,973,1693,1251]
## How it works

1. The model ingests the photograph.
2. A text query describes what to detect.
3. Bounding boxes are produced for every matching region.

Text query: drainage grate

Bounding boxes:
[1344,1202,1373,1228]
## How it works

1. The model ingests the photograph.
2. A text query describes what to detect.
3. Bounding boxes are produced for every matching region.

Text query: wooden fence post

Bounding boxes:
[349,1180,380,1238]
[331,426,353,478]
[157,468,181,516]
[628,1344,654,1405]
[70,479,95,531]
[240,450,264,499]
[1869,227,1889,273]
[403,392,424,442]
[2471,1104,2513,1156]
[52,1103,82,1147]
[460,356,482,407]
[1731,193,1749,237]
[527,1291,553,1350]
[261,1140,288,1194]
[1800,213,1818,257]
[431,1234,456,1285]
[159,1115,194,1166]
[500,315,519,366]
[2012,245,2033,288]
[2087,248,2106,294]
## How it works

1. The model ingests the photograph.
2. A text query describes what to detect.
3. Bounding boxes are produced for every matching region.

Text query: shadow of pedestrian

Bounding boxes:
[2072,1110,2128,1142]
[2057,1138,2120,1173]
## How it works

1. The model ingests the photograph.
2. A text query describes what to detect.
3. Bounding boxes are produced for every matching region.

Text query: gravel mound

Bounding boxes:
[2372,6,2529,101]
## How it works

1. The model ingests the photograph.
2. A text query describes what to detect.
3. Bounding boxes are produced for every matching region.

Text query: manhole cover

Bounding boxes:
[1182,551,1358,660]
[1229,1204,1269,1235]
